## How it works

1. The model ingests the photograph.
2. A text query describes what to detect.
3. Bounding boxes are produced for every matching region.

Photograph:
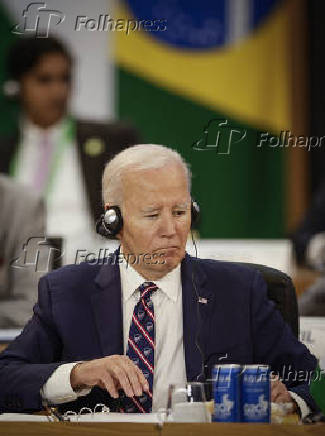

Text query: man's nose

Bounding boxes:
[160,213,177,237]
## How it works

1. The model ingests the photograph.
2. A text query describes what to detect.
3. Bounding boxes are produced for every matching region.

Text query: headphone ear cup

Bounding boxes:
[191,199,200,229]
[96,206,123,239]
[96,215,109,237]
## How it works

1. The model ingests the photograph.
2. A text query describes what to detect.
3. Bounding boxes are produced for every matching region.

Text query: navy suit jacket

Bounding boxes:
[0,253,318,413]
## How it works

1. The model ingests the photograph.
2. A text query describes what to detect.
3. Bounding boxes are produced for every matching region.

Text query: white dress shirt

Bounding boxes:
[14,117,105,265]
[120,261,187,411]
[41,260,187,411]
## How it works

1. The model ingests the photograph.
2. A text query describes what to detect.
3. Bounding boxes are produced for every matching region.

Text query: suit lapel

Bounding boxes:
[0,130,20,174]
[181,254,214,381]
[91,251,214,380]
[76,120,107,224]
[92,256,123,357]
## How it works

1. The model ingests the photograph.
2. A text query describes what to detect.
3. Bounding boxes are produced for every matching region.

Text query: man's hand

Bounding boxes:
[70,355,149,399]
[271,376,297,410]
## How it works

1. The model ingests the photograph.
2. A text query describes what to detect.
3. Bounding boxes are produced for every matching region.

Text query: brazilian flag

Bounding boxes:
[116,0,297,239]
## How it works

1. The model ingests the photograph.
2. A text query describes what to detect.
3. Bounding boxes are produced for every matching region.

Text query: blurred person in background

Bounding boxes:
[292,177,325,315]
[0,174,45,328]
[0,36,139,264]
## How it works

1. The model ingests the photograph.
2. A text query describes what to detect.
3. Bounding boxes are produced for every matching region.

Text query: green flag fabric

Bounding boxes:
[310,363,325,414]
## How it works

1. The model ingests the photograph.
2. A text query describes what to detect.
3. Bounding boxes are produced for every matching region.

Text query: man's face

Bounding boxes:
[117,164,191,279]
[20,53,71,128]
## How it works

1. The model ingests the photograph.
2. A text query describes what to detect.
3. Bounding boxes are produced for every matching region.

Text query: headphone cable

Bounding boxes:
[190,230,206,382]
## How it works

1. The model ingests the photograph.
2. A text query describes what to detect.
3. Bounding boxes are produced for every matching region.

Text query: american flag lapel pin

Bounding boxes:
[198,297,208,304]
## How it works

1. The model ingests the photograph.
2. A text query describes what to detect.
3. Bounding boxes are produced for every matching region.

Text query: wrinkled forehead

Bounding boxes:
[121,164,190,207]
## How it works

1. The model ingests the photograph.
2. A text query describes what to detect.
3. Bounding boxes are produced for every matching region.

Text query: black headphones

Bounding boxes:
[96,199,200,239]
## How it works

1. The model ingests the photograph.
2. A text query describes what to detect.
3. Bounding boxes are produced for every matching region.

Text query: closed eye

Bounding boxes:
[173,210,187,216]
[144,210,187,219]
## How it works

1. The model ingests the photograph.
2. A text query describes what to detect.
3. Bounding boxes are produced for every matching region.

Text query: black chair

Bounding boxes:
[235,263,299,338]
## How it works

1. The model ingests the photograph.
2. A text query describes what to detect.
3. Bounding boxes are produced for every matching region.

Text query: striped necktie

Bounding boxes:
[124,281,157,413]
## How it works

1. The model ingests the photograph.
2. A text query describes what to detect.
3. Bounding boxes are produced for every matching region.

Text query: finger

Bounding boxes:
[101,373,119,399]
[111,365,134,397]
[271,380,289,402]
[273,392,291,403]
[270,378,280,389]
[271,381,282,402]
[272,390,282,402]
[127,372,143,397]
[123,361,144,397]
[124,357,149,393]
[135,367,150,392]
[98,380,106,390]
[132,367,150,396]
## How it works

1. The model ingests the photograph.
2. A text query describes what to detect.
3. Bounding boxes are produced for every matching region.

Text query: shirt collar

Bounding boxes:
[22,116,67,143]
[119,252,181,303]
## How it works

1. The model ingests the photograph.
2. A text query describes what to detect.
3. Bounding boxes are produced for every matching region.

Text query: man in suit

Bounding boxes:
[0,144,318,416]
[0,174,45,327]
[0,36,139,264]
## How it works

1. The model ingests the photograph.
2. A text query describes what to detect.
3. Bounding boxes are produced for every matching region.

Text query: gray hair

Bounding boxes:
[102,144,191,206]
